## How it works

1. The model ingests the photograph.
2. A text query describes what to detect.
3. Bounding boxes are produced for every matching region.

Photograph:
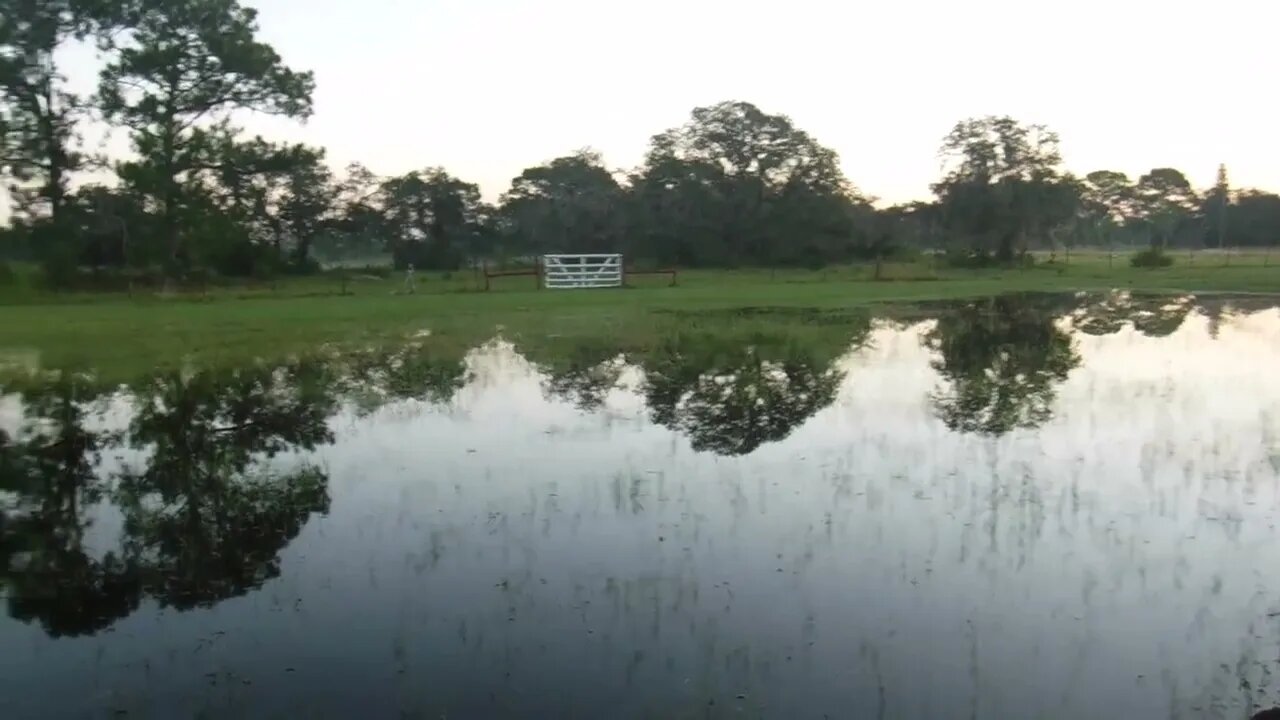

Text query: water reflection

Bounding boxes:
[116,363,336,610]
[2,293,1280,718]
[640,328,860,455]
[532,310,872,455]
[538,341,626,412]
[1,350,466,638]
[0,376,139,637]
[924,294,1081,435]
[1071,291,1197,338]
[339,343,469,412]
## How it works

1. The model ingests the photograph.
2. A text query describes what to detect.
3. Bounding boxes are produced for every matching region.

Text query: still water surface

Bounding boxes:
[3,293,1280,719]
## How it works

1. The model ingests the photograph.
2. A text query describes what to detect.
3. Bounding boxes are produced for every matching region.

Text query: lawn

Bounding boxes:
[1,251,1278,383]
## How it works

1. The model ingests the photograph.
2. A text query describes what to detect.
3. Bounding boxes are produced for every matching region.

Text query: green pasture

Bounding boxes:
[1,251,1277,383]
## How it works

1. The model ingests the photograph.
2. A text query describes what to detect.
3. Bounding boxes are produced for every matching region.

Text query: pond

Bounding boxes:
[3,292,1280,719]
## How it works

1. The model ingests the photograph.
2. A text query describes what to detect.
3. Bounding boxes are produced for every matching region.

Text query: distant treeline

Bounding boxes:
[3,0,1279,285]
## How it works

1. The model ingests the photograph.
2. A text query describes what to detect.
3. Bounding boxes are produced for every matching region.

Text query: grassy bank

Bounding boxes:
[2,253,1278,383]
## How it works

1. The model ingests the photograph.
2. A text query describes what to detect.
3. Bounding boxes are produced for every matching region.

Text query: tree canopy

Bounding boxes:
[629,101,867,268]
[3,5,1279,282]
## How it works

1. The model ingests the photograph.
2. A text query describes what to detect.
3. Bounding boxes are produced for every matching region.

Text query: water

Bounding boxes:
[3,292,1280,719]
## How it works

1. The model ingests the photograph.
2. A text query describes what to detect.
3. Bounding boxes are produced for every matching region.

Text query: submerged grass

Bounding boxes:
[1,253,1277,383]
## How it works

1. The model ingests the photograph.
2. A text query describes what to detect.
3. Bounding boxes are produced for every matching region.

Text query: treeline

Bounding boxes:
[3,0,1279,286]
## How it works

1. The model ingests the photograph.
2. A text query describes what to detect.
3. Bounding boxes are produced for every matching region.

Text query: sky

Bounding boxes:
[37,0,1280,205]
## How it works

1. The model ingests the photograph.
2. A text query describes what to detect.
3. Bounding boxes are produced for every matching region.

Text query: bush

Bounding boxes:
[1130,248,1175,268]
[0,262,14,286]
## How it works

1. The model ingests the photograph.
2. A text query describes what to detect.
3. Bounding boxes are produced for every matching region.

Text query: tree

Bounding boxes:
[881,201,941,251]
[1133,168,1198,251]
[1082,171,1135,225]
[0,0,108,225]
[210,137,333,270]
[1229,190,1280,258]
[1203,163,1230,251]
[630,101,863,267]
[276,148,333,268]
[98,0,314,275]
[318,163,387,265]
[627,144,730,266]
[1045,174,1085,263]
[932,116,1070,263]
[62,184,150,270]
[499,149,624,255]
[380,168,485,270]
[1079,171,1136,258]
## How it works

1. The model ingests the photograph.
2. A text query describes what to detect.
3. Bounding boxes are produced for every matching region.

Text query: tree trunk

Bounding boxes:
[1219,192,1228,262]
[293,236,313,268]
[160,76,182,280]
[162,125,180,278]
[997,231,1016,265]
[36,69,67,228]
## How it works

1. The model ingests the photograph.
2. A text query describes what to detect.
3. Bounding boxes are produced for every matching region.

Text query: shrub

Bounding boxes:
[1130,248,1174,268]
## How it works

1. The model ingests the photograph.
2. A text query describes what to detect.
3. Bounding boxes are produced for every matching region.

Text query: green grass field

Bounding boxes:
[2,250,1278,383]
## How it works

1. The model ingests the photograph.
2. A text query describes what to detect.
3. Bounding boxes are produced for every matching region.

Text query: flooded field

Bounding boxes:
[3,292,1280,719]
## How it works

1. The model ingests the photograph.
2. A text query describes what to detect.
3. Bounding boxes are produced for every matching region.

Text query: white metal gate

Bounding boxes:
[542,254,623,289]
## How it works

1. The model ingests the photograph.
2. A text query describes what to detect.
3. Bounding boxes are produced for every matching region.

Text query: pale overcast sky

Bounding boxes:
[48,0,1280,204]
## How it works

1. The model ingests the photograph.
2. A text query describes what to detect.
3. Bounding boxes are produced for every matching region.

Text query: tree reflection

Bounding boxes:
[339,344,469,414]
[0,377,142,637]
[1070,291,1196,338]
[0,357,354,633]
[641,330,856,456]
[925,295,1081,435]
[0,344,479,635]
[115,361,336,609]
[539,342,626,412]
